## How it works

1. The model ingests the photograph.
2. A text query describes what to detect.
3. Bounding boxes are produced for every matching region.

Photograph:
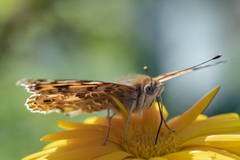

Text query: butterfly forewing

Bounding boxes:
[17,79,137,116]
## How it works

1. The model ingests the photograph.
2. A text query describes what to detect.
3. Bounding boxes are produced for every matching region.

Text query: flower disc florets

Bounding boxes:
[123,125,181,159]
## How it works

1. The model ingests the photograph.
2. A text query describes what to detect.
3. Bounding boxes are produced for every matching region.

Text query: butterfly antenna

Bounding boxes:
[189,54,222,70]
[157,54,229,82]
[144,66,153,84]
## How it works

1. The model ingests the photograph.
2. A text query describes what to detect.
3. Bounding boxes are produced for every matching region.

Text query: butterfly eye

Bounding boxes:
[144,84,153,95]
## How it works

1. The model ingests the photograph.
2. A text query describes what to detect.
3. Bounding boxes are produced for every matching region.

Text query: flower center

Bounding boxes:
[123,125,181,159]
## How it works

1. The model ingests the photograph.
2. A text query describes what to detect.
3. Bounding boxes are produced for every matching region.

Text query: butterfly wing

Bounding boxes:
[17,79,137,117]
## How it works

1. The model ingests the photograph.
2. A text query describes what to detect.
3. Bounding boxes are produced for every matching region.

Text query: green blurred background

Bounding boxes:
[1,1,240,159]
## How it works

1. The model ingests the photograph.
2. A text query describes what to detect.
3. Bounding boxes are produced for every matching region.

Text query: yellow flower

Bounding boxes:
[23,86,240,160]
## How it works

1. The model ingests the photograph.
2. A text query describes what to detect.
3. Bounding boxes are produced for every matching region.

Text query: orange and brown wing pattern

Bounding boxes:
[17,79,137,116]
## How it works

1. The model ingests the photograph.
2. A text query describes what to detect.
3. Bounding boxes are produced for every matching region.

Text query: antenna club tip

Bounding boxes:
[143,66,148,71]
[213,54,222,60]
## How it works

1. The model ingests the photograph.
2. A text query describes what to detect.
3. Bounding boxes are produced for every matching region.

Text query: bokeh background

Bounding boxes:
[1,1,240,159]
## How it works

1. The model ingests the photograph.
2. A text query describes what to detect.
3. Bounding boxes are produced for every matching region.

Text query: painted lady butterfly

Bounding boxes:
[17,54,228,144]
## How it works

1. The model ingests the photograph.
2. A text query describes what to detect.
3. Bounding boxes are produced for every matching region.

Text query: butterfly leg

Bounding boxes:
[125,100,136,143]
[102,102,111,146]
[155,97,163,145]
[159,96,175,132]
[155,96,175,145]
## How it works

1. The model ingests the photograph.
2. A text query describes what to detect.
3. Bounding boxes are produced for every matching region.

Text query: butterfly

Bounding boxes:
[16,54,228,145]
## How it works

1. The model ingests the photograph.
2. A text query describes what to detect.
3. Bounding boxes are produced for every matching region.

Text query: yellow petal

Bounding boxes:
[58,120,107,130]
[43,137,121,151]
[182,134,240,148]
[141,102,169,133]
[58,120,124,137]
[42,146,121,160]
[194,114,208,122]
[162,104,168,119]
[83,116,125,131]
[43,137,100,150]
[42,139,122,155]
[43,139,68,150]
[179,113,240,142]
[124,158,146,160]
[167,86,220,132]
[223,147,240,157]
[162,150,193,160]
[162,147,240,160]
[84,116,106,124]
[41,128,121,144]
[93,151,133,160]
[149,157,168,160]
[180,146,240,160]
[181,134,240,157]
[142,102,161,131]
[22,148,57,160]
[128,114,142,127]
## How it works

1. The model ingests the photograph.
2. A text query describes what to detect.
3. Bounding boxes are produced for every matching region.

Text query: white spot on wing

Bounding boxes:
[65,109,83,117]
[84,81,103,85]
[40,81,52,84]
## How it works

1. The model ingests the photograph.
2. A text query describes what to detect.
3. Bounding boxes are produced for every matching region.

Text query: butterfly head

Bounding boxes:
[142,80,165,110]
[141,66,165,110]
[143,66,165,95]
[144,82,165,96]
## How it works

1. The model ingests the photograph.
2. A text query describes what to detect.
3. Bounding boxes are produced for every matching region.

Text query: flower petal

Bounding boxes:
[41,128,122,144]
[83,116,128,132]
[124,158,145,160]
[181,134,240,156]
[93,151,134,160]
[84,116,106,124]
[179,113,240,142]
[58,120,107,130]
[167,86,220,132]
[41,146,121,160]
[42,137,121,151]
[22,148,57,160]
[129,114,142,127]
[182,134,240,148]
[57,120,124,137]
[49,139,121,154]
[43,137,101,150]
[223,147,240,157]
[142,102,161,131]
[162,146,240,160]
[180,146,240,160]
[194,114,208,122]
[142,103,168,131]
[149,157,168,160]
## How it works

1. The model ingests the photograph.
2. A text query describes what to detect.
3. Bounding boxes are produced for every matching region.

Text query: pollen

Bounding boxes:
[123,125,181,159]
